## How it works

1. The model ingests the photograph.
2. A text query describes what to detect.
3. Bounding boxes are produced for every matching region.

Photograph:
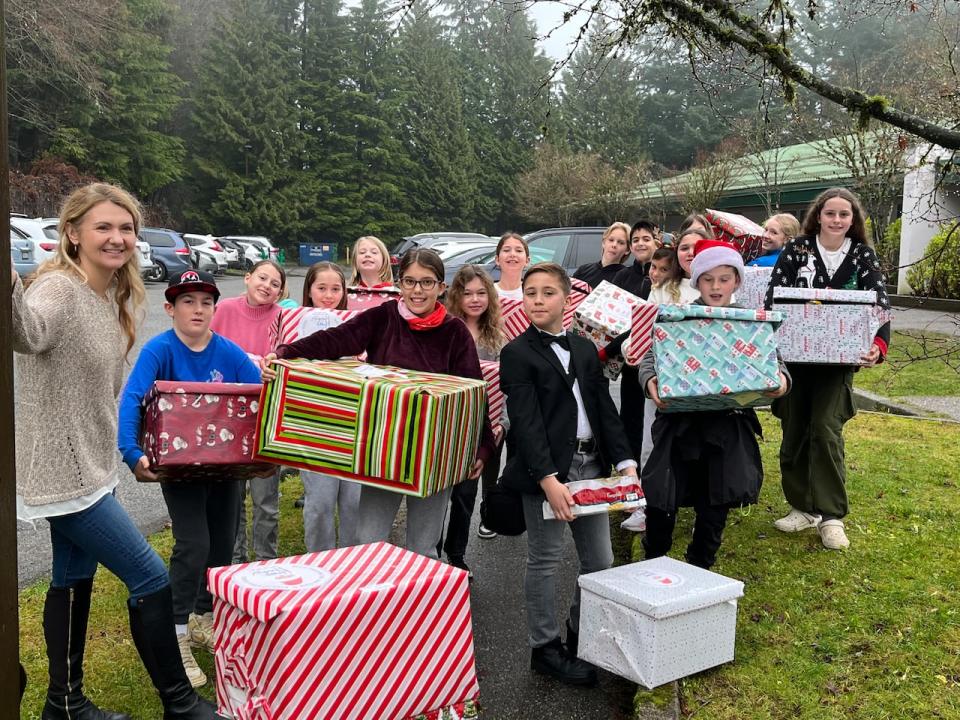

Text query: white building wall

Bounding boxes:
[898,144,960,294]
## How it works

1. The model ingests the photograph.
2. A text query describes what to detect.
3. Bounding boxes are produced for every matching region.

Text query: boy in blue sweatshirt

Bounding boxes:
[118,269,260,688]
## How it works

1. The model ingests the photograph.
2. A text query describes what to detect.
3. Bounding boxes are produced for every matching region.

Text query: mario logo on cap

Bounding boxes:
[180,270,200,283]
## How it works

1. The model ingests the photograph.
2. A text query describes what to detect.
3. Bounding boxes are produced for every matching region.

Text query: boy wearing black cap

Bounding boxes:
[118,269,261,688]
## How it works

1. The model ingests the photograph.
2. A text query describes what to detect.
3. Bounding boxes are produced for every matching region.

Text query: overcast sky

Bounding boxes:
[526,2,586,61]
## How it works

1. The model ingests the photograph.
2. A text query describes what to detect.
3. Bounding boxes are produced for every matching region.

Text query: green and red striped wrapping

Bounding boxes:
[255,359,487,497]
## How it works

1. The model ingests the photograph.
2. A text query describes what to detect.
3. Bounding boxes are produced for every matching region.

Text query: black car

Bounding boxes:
[140,227,193,281]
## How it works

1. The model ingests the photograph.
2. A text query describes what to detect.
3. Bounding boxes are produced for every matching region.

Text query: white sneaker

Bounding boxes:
[177,632,207,687]
[773,508,821,533]
[188,611,215,653]
[476,523,497,539]
[819,519,850,550]
[620,508,647,532]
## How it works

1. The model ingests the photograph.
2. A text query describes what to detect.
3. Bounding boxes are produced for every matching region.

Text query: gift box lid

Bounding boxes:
[145,381,263,403]
[578,556,744,620]
[208,542,464,623]
[772,287,878,304]
[656,303,783,326]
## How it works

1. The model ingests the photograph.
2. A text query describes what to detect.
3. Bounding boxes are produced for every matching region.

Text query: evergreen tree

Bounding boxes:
[395,8,478,230]
[185,0,306,241]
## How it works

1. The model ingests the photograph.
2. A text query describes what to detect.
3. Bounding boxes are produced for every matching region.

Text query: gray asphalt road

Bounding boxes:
[16,274,306,587]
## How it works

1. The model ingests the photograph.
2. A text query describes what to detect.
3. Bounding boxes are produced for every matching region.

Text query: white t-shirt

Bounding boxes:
[495,283,523,302]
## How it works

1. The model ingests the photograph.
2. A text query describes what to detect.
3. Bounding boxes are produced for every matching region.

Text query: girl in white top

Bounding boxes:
[493,231,529,301]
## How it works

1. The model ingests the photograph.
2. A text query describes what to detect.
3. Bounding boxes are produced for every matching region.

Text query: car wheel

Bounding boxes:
[155,261,168,282]
[143,264,163,282]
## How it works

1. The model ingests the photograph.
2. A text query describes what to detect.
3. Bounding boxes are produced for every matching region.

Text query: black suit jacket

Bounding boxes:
[499,325,634,495]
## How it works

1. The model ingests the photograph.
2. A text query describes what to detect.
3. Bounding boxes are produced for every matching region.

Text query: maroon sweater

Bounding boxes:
[276,301,495,462]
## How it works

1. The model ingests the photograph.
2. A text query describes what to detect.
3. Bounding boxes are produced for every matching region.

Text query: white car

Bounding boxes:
[432,240,498,261]
[224,235,280,268]
[12,216,57,265]
[183,234,229,274]
[36,217,156,277]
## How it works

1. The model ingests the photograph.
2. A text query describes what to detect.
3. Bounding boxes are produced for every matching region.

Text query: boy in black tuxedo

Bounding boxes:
[500,262,637,687]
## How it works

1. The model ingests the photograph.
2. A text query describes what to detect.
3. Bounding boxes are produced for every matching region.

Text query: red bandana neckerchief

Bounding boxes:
[398,299,447,331]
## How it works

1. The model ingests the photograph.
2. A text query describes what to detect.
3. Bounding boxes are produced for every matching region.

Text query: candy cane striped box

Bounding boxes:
[209,542,480,720]
[254,359,487,497]
[478,360,504,432]
[500,278,593,341]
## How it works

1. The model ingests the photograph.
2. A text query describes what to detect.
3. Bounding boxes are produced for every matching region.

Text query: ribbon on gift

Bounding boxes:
[706,209,765,263]
[501,278,593,341]
[656,303,784,326]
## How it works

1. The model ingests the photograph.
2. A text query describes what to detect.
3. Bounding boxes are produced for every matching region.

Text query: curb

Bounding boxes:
[851,388,920,417]
[888,294,960,313]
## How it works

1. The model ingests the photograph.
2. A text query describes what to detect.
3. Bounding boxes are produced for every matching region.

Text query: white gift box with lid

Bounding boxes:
[577,556,744,689]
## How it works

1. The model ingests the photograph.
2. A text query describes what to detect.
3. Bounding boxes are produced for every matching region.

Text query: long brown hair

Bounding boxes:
[801,187,870,246]
[302,261,347,309]
[446,265,505,355]
[37,183,146,357]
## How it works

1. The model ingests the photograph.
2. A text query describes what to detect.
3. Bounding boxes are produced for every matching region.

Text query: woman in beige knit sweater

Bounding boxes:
[12,184,220,720]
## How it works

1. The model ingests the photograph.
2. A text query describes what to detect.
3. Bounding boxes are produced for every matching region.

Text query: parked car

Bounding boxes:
[11,215,57,266]
[191,248,220,274]
[223,235,280,269]
[183,234,228,274]
[217,238,248,270]
[433,239,498,261]
[10,229,38,277]
[140,227,192,281]
[441,244,499,285]
[389,232,489,270]
[38,217,156,278]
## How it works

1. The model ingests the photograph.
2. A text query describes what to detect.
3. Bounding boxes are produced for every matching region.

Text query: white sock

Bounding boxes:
[176,623,188,637]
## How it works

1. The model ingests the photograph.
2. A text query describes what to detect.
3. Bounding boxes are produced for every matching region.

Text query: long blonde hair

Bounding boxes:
[446,265,505,355]
[36,183,146,357]
[350,235,393,285]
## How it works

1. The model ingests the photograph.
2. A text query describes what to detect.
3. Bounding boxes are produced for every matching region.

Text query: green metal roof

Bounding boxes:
[631,137,869,206]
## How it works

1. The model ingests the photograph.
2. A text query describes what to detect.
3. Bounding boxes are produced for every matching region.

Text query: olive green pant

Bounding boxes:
[771,364,857,520]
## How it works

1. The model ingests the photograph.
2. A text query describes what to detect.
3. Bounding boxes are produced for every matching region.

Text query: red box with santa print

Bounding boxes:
[208,542,480,720]
[140,381,274,481]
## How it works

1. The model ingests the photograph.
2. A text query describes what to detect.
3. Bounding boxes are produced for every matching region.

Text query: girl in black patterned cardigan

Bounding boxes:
[763,187,891,551]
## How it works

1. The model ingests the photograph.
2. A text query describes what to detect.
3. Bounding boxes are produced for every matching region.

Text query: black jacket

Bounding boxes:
[612,261,652,300]
[500,325,633,495]
[573,261,624,289]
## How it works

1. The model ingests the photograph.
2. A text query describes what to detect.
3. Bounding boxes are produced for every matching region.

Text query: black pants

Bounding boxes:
[161,479,243,624]
[619,366,646,461]
[442,440,504,560]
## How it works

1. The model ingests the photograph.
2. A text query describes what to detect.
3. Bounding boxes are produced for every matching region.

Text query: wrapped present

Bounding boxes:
[272,307,358,348]
[346,285,399,313]
[735,267,773,310]
[140,382,273,481]
[624,300,660,366]
[652,305,784,412]
[500,278,592,341]
[578,556,744,689]
[705,209,764,263]
[210,542,480,720]
[541,476,645,520]
[772,287,890,365]
[570,281,659,378]
[254,360,486,497]
[478,360,504,432]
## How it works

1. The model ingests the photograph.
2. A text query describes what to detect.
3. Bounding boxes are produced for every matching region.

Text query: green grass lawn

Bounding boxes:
[854,330,960,397]
[18,479,310,719]
[632,412,960,720]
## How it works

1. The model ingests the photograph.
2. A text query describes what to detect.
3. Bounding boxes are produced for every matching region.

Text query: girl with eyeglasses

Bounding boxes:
[260,248,496,559]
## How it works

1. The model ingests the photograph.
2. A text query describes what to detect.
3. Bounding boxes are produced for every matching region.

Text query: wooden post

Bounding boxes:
[0,0,22,710]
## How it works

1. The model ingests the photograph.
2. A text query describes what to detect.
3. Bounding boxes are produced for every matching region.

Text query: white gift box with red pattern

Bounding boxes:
[735,267,773,310]
[209,542,480,720]
[578,556,744,689]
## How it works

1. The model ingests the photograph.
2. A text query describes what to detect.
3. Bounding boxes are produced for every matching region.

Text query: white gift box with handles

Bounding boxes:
[577,556,744,689]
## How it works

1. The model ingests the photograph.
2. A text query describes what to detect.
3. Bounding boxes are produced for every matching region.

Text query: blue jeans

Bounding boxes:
[48,492,169,601]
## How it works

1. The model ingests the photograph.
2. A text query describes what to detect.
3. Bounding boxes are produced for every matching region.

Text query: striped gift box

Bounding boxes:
[501,278,592,341]
[479,360,503,432]
[271,307,358,349]
[254,360,487,497]
[210,542,480,720]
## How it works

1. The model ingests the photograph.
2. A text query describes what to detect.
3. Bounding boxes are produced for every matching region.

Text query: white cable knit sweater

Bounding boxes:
[12,271,127,506]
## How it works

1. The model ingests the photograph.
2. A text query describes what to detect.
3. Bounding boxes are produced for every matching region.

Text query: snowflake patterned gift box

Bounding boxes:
[140,382,274,481]
[652,304,784,413]
[771,287,890,365]
[578,556,744,689]
[570,281,659,379]
[209,542,480,720]
[735,267,773,310]
[254,359,487,497]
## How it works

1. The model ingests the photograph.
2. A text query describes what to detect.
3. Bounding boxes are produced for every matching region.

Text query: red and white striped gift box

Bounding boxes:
[210,542,480,720]
[478,360,503,431]
[624,301,661,366]
[271,307,359,349]
[500,278,592,342]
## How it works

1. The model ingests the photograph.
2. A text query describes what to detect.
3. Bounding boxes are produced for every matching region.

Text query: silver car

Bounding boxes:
[37,217,156,278]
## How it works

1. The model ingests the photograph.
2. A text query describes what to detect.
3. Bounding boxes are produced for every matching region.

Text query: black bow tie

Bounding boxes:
[539,331,570,351]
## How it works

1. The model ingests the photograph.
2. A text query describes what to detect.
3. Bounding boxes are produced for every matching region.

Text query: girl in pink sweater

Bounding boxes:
[209,259,286,570]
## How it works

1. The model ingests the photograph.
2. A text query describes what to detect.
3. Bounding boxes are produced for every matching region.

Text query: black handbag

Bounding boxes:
[480,480,526,536]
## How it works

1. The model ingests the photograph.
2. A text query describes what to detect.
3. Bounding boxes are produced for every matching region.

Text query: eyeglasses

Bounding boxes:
[399,277,439,290]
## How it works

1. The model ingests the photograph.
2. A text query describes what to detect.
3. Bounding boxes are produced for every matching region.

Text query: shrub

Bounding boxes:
[906,223,960,298]
[876,216,902,274]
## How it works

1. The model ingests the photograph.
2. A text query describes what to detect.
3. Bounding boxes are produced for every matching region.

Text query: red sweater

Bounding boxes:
[276,301,495,461]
